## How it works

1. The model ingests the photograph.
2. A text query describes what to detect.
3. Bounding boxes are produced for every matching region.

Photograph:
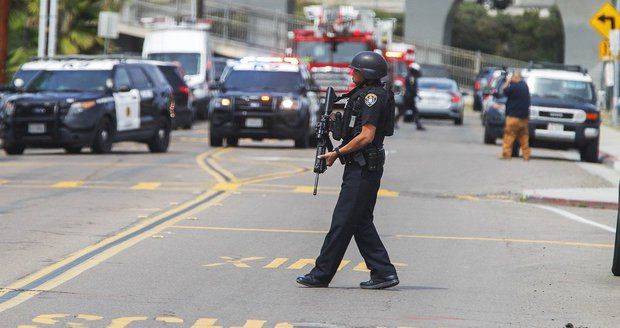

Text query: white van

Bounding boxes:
[143,28,214,118]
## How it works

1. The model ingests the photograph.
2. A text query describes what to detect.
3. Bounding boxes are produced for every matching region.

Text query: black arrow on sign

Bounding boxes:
[598,14,616,29]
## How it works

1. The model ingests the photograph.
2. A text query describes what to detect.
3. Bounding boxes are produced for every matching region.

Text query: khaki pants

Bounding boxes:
[502,116,531,160]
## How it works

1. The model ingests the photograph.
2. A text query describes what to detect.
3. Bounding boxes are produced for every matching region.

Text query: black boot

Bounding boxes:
[360,274,399,290]
[296,274,329,288]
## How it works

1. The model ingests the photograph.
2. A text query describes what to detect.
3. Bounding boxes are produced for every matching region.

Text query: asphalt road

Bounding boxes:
[0,113,618,327]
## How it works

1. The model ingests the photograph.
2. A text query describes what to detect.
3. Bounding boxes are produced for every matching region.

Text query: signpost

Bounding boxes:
[591,2,620,125]
[98,11,119,55]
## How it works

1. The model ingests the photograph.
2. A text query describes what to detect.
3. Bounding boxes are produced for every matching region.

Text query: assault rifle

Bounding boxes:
[312,87,337,196]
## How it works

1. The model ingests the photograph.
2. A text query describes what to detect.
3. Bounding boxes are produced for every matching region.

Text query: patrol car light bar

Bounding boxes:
[240,57,300,65]
[385,51,404,59]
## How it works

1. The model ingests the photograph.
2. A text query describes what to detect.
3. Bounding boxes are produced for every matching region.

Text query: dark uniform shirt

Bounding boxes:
[503,80,531,119]
[344,83,388,150]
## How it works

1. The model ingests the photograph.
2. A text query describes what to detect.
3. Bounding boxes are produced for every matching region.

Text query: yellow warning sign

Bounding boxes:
[590,3,620,39]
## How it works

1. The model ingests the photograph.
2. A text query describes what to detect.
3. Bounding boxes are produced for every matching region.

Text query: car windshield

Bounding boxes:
[26,70,110,92]
[223,70,302,92]
[419,80,455,91]
[14,70,42,85]
[527,77,594,104]
[147,53,200,75]
[296,41,369,63]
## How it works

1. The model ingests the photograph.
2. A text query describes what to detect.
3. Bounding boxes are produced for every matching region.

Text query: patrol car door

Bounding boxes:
[127,66,156,131]
[112,67,141,132]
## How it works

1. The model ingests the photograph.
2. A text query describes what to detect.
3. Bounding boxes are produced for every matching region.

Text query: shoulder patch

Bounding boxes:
[365,93,377,107]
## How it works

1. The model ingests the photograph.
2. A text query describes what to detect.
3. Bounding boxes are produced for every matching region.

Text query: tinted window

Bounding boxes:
[223,70,302,92]
[158,66,186,88]
[527,77,594,104]
[26,70,111,92]
[296,42,369,63]
[128,66,152,89]
[114,68,131,88]
[14,70,41,85]
[418,79,456,91]
[420,65,450,78]
[147,53,200,76]
[143,65,168,87]
[213,59,229,81]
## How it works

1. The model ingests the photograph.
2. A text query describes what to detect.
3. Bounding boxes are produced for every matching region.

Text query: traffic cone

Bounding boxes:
[613,182,620,276]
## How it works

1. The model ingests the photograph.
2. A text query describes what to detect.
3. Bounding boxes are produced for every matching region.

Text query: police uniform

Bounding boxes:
[307,81,397,284]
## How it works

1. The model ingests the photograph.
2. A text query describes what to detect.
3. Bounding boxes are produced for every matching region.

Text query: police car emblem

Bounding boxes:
[365,93,377,107]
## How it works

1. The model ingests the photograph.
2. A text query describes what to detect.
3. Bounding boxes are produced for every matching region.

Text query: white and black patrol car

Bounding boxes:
[208,57,321,148]
[0,57,174,155]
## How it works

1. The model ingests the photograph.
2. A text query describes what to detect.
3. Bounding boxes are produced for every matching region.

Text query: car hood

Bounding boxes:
[6,91,107,107]
[531,97,597,112]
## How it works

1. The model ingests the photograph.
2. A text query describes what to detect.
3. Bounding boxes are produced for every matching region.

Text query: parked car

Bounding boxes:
[474,66,501,112]
[143,27,215,121]
[416,77,465,125]
[483,63,600,163]
[209,57,321,148]
[156,62,193,130]
[0,57,173,155]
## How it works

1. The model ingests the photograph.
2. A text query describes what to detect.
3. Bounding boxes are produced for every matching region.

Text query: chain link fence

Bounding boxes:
[121,0,528,89]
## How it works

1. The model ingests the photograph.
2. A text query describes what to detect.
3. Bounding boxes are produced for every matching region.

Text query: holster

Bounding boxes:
[363,147,385,172]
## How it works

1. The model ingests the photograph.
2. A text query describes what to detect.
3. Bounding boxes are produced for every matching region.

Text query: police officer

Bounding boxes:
[403,63,425,130]
[296,51,399,290]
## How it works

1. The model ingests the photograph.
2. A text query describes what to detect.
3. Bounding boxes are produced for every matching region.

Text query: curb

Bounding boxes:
[600,150,619,171]
[522,194,617,210]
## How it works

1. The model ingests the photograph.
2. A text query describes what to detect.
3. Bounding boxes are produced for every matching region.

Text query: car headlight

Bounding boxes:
[280,97,300,110]
[3,101,15,116]
[573,110,587,123]
[218,98,231,107]
[68,100,96,115]
[193,87,208,99]
[529,107,539,119]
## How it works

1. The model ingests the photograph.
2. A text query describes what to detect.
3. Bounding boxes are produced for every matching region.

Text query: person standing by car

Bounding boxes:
[296,51,399,290]
[401,63,425,130]
[500,70,531,160]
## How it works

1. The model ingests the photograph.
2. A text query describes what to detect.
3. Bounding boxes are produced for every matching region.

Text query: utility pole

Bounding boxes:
[0,0,9,84]
[38,0,49,57]
[196,0,204,20]
[48,0,58,57]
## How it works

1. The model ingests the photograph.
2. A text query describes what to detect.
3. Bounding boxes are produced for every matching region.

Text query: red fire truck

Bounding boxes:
[289,6,394,93]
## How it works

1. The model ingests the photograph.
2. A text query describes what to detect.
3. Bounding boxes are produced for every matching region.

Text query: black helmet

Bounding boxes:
[349,51,388,80]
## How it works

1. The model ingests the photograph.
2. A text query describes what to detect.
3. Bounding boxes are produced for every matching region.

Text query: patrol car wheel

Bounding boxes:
[64,146,82,154]
[226,137,239,147]
[4,144,25,155]
[483,126,495,144]
[209,133,223,147]
[148,118,171,153]
[580,138,599,163]
[454,116,463,125]
[91,118,113,154]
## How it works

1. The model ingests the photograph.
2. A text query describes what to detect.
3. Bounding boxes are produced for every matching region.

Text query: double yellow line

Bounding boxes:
[0,147,302,314]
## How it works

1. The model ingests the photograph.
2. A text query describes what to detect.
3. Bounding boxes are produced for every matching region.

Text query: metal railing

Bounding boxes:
[121,0,528,89]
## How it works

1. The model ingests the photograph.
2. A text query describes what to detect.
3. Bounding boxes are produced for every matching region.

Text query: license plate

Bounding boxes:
[249,102,260,108]
[28,123,46,134]
[245,118,263,128]
[548,123,564,132]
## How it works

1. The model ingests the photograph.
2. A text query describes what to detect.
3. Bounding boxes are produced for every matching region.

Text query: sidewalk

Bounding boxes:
[522,124,619,209]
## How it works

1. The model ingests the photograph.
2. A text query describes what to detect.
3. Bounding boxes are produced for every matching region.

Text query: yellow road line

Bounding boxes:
[168,225,613,248]
[130,182,162,190]
[52,181,84,188]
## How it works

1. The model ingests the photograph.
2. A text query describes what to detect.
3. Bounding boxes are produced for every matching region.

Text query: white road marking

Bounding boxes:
[535,204,616,233]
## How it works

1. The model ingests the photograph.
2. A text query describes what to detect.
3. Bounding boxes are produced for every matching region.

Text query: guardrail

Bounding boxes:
[121,0,528,89]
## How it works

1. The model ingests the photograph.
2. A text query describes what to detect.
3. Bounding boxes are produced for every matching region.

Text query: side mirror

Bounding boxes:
[208,81,220,90]
[13,78,25,90]
[117,85,131,92]
[298,84,308,93]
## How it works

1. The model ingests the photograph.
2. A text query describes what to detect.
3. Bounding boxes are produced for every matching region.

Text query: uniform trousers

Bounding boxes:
[310,162,397,282]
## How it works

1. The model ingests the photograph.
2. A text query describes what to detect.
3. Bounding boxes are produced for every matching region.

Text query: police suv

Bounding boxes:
[0,57,173,155]
[208,57,321,148]
[483,63,600,162]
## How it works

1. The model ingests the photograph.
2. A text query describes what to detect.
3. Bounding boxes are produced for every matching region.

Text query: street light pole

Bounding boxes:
[38,0,49,58]
[0,0,9,84]
[47,0,58,57]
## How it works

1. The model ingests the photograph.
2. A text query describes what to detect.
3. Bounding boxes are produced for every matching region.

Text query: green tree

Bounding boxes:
[451,3,564,63]
[6,0,124,78]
